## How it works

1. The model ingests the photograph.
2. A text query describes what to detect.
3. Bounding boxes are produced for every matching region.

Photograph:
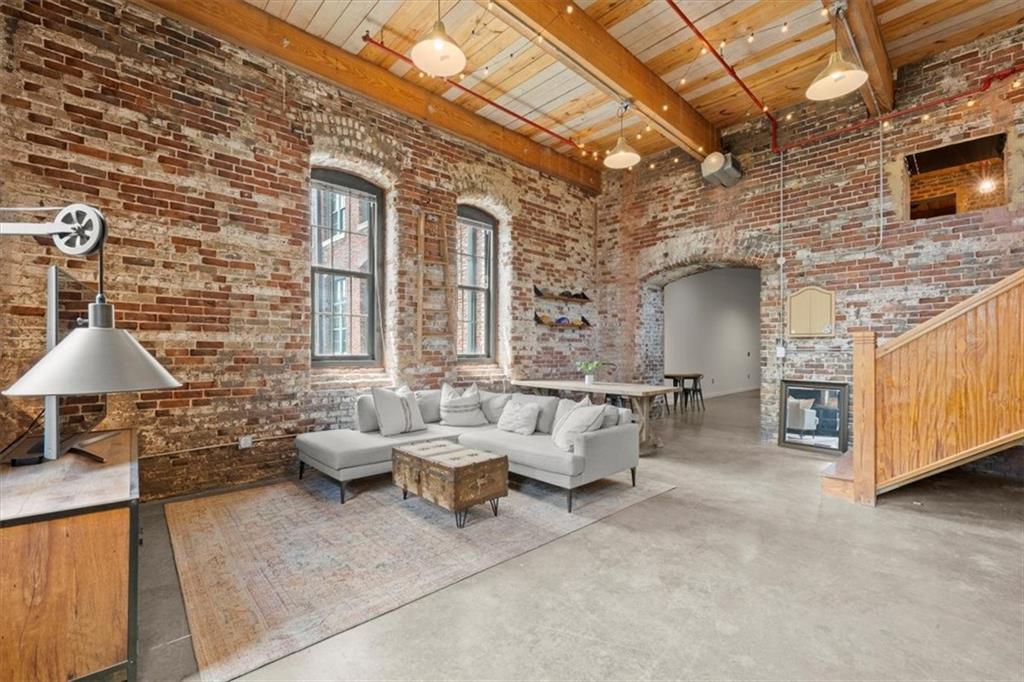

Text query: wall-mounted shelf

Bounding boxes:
[533,285,590,303]
[534,312,592,329]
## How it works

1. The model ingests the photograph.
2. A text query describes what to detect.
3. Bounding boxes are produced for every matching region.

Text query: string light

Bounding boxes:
[762,105,768,112]
[1013,79,1021,89]
[719,39,726,50]
[700,46,707,55]
[636,133,642,140]
[698,146,704,152]
[748,33,754,43]
[645,125,652,132]
[781,22,789,33]
[418,71,424,78]
[649,162,655,169]
[566,4,573,13]
[592,150,598,159]
[922,113,930,121]
[459,73,465,80]
[786,112,793,121]
[679,77,686,86]
[821,7,828,16]
[662,104,668,111]
[673,157,679,163]
[537,34,544,44]
[967,98,975,107]
[484,66,489,76]
[882,120,891,128]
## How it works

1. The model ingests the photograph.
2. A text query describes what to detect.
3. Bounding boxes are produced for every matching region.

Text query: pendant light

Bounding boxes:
[604,102,641,170]
[805,7,868,101]
[410,0,466,78]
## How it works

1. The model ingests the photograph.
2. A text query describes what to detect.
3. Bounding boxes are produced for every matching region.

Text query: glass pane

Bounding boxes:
[352,195,373,236]
[457,288,488,356]
[782,385,844,451]
[337,231,370,273]
[349,277,371,356]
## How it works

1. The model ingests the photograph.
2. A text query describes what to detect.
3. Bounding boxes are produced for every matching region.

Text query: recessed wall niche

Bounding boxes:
[907,133,1007,219]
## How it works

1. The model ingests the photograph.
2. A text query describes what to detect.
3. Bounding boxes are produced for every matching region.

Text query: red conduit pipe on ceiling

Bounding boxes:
[665,0,1023,155]
[361,33,579,150]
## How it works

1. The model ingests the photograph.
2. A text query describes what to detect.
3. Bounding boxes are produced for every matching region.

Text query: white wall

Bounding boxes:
[663,268,760,398]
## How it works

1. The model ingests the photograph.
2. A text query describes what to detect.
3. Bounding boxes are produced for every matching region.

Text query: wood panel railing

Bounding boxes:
[851,268,1024,504]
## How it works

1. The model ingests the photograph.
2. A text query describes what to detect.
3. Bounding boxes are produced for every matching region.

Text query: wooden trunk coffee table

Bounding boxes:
[392,440,508,528]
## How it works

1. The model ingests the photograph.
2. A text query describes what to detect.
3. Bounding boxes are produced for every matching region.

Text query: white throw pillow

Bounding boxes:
[509,393,561,434]
[496,400,540,436]
[479,389,512,423]
[439,383,489,426]
[551,404,607,451]
[599,404,620,429]
[371,387,426,437]
[553,396,592,433]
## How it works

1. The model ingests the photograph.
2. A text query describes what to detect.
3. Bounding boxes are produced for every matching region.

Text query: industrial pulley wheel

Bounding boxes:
[53,204,106,256]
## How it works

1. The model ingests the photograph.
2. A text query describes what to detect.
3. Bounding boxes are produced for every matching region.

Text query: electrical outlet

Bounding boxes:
[238,435,254,449]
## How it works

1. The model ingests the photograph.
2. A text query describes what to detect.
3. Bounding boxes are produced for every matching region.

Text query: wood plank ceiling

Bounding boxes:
[242,0,1021,166]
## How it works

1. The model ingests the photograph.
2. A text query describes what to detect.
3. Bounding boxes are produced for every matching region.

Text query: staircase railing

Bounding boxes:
[851,268,1024,505]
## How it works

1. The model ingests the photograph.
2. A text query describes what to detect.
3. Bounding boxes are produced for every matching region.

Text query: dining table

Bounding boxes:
[510,379,679,453]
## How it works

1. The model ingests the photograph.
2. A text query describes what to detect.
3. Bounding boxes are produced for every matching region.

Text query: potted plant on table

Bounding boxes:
[575,360,601,385]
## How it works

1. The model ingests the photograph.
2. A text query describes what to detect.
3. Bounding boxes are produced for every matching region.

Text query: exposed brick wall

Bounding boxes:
[595,24,1024,450]
[0,0,600,498]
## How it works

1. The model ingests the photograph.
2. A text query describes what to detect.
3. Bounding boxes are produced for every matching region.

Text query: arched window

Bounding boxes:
[455,205,497,359]
[309,168,383,362]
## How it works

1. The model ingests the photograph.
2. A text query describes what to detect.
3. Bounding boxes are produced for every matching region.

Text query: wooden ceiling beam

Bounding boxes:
[831,0,894,115]
[134,0,602,193]
[484,0,720,160]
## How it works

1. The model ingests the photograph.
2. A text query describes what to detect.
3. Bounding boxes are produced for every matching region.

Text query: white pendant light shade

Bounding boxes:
[805,49,868,101]
[3,299,180,397]
[604,135,641,169]
[411,20,466,77]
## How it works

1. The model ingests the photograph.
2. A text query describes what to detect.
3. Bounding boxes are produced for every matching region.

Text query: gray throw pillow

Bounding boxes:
[509,393,560,434]
[355,394,379,432]
[553,396,592,433]
[415,389,442,423]
[479,389,512,423]
[551,404,606,451]
[440,383,489,426]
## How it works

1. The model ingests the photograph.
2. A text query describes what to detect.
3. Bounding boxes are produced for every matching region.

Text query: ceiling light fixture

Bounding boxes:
[805,6,868,101]
[410,0,466,78]
[604,101,641,170]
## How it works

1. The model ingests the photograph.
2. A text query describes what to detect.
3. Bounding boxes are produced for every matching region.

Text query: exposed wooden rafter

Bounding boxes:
[135,0,603,193]
[831,0,895,115]
[482,0,720,160]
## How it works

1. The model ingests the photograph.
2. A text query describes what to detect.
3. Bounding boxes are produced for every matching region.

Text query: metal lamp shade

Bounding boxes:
[604,135,641,169]
[805,50,868,101]
[410,21,466,77]
[3,323,180,397]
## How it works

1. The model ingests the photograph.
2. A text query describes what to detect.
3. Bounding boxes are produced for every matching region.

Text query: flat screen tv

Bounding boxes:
[2,266,107,464]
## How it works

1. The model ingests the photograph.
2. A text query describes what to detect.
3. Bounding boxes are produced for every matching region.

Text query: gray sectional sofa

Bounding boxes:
[295,389,640,511]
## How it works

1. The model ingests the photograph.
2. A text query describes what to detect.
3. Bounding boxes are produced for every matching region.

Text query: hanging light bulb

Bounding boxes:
[410,0,466,77]
[978,178,996,194]
[604,102,641,170]
[781,22,789,33]
[748,33,754,43]
[805,12,868,101]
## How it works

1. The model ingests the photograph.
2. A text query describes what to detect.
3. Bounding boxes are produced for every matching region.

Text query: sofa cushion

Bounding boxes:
[355,394,378,433]
[415,389,442,423]
[551,404,606,451]
[496,400,540,435]
[479,389,512,423]
[509,393,560,434]
[371,387,426,437]
[440,383,488,426]
[296,424,464,471]
[458,429,583,477]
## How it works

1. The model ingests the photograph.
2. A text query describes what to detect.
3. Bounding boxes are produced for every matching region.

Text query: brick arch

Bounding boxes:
[455,193,515,376]
[307,150,403,382]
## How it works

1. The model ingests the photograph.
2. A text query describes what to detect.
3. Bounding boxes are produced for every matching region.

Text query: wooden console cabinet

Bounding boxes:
[1,430,138,681]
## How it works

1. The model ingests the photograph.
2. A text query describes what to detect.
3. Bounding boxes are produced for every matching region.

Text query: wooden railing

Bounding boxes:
[851,268,1024,504]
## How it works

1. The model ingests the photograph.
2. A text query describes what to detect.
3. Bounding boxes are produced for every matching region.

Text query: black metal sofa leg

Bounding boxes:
[299,460,305,479]
[567,488,573,513]
[631,467,637,487]
[340,482,346,504]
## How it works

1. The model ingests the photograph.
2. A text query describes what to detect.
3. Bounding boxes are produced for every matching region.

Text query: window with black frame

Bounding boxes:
[309,169,382,362]
[455,206,496,359]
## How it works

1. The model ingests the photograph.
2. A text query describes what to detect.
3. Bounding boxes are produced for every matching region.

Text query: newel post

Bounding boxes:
[851,331,877,506]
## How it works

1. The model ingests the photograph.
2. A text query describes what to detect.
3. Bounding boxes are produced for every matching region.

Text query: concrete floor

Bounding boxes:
[139,390,1024,681]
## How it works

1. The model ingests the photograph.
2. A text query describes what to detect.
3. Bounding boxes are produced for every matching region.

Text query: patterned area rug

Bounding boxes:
[165,471,673,681]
